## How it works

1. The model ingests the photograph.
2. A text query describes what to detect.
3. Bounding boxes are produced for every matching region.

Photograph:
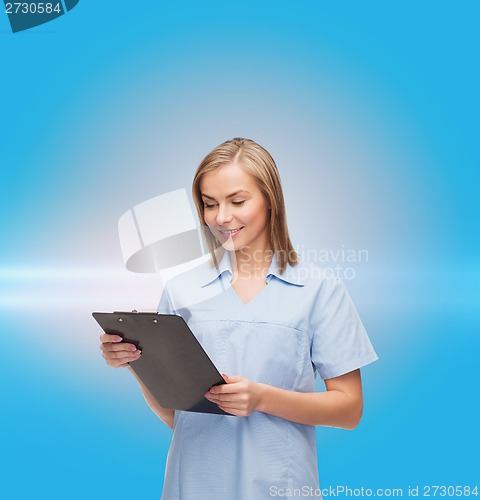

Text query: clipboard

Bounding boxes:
[92,311,229,416]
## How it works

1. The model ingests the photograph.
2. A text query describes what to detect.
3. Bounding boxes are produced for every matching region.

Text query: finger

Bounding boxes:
[222,374,243,383]
[105,353,140,368]
[108,359,133,369]
[205,393,236,404]
[100,342,138,353]
[102,350,142,360]
[209,382,241,395]
[100,333,123,343]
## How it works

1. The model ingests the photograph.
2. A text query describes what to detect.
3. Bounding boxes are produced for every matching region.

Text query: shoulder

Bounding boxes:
[289,256,355,313]
[161,257,224,310]
[163,258,212,290]
[290,255,339,290]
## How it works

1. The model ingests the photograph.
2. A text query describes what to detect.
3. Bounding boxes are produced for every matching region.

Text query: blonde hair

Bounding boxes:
[192,137,298,273]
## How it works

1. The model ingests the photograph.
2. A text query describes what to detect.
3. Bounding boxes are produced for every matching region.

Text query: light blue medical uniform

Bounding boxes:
[157,250,378,500]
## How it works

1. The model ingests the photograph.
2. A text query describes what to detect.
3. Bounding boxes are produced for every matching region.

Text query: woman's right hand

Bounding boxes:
[99,333,142,368]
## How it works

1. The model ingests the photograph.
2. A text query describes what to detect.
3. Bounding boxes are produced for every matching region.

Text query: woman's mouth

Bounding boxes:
[217,227,244,238]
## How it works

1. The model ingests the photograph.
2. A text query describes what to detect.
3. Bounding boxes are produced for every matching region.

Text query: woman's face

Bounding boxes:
[200,162,271,257]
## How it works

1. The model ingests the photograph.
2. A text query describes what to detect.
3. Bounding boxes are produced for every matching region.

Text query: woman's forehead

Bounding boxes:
[200,163,258,194]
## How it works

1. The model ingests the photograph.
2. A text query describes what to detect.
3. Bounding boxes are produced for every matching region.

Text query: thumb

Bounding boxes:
[222,373,242,383]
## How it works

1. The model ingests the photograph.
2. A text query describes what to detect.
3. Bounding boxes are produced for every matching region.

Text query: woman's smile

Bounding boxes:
[217,226,244,238]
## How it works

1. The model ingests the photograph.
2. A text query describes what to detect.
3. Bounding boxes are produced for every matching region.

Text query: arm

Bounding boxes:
[128,366,175,430]
[257,369,363,429]
[206,369,363,430]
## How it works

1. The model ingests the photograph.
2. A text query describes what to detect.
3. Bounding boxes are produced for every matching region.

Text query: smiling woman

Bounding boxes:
[193,139,299,304]
[100,137,379,500]
[199,163,273,297]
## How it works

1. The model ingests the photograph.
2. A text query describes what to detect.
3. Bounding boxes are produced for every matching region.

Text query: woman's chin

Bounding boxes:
[220,240,237,251]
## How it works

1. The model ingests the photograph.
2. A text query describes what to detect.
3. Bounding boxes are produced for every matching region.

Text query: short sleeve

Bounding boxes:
[157,283,174,314]
[311,277,378,380]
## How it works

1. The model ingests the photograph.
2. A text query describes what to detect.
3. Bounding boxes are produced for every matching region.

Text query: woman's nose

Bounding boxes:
[216,204,233,224]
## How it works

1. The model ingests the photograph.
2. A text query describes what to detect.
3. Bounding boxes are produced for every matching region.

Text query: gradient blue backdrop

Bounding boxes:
[1,1,479,498]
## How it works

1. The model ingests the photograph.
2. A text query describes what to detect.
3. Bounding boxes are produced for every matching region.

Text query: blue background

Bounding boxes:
[1,1,478,498]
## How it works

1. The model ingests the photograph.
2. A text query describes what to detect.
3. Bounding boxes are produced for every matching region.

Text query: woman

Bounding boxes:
[100,138,378,499]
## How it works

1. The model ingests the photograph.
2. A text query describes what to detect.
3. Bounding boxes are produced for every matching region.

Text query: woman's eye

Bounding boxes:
[203,201,244,209]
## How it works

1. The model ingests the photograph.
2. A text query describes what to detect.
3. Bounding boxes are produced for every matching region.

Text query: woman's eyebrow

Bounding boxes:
[201,190,250,200]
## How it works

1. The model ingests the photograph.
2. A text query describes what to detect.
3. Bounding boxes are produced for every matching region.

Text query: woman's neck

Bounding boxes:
[231,247,273,280]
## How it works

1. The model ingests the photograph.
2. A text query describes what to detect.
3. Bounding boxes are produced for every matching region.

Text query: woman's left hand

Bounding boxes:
[205,374,264,416]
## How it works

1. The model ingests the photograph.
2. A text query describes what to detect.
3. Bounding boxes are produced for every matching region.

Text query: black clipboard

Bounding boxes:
[92,311,229,415]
